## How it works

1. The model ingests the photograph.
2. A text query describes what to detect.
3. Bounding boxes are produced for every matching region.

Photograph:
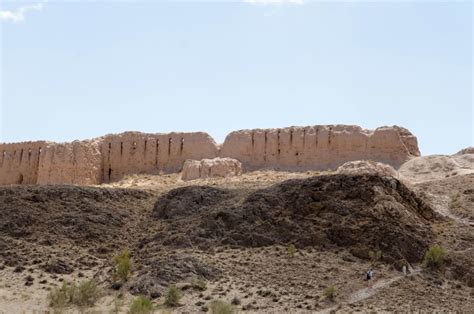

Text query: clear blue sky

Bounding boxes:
[1,0,472,155]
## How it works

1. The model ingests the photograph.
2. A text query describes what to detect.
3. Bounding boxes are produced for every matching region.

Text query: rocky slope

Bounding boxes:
[0,171,472,313]
[0,186,154,275]
[148,174,434,261]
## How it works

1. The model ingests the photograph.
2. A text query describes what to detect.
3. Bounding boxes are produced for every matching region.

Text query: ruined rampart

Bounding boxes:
[0,125,420,185]
[220,125,419,171]
[37,140,103,185]
[101,132,218,183]
[0,141,47,185]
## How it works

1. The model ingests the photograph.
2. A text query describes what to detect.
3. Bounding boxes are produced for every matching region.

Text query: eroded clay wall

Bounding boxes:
[220,125,420,171]
[37,140,103,185]
[101,132,219,183]
[393,126,420,157]
[0,141,46,185]
[0,125,420,186]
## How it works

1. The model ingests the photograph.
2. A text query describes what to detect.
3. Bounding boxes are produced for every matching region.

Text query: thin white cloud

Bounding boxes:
[244,0,304,5]
[0,3,43,23]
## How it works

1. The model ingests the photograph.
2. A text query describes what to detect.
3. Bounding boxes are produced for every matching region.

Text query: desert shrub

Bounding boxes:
[209,300,235,314]
[423,245,446,270]
[369,250,382,262]
[287,244,297,258]
[164,285,181,307]
[323,285,336,300]
[113,249,131,283]
[191,276,207,291]
[73,280,101,306]
[449,193,462,209]
[129,296,153,314]
[49,280,101,309]
[49,282,70,308]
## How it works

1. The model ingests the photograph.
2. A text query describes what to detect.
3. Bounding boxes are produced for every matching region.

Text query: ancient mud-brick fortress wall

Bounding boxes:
[37,140,103,185]
[0,141,47,185]
[0,125,420,185]
[221,125,419,171]
[101,132,219,183]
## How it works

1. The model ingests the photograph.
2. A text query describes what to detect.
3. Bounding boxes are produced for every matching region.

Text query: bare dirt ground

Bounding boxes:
[414,173,474,224]
[105,170,325,192]
[0,168,473,313]
[399,153,474,183]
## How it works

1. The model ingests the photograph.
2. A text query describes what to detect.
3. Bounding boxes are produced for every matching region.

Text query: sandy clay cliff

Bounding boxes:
[0,125,420,186]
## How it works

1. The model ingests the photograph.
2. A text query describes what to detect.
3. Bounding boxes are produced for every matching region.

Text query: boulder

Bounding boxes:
[181,158,242,181]
[336,160,398,177]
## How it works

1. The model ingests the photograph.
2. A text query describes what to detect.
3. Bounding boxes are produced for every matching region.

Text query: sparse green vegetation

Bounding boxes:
[209,300,235,314]
[164,285,181,307]
[449,193,462,209]
[49,282,69,309]
[423,245,446,270]
[191,276,207,291]
[323,285,336,300]
[49,280,101,309]
[369,250,382,262]
[75,280,102,306]
[113,249,131,283]
[129,296,153,314]
[287,244,297,258]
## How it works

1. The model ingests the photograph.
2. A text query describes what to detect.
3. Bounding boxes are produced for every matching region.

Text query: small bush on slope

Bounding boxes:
[423,245,446,270]
[164,284,181,307]
[49,280,101,309]
[323,285,336,301]
[191,276,207,291]
[113,249,131,283]
[287,244,297,258]
[129,296,153,314]
[209,300,235,314]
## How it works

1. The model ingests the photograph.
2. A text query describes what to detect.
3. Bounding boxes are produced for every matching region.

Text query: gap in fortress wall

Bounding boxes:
[0,125,420,186]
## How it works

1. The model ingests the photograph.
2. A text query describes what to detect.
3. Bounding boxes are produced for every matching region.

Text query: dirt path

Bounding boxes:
[319,268,421,313]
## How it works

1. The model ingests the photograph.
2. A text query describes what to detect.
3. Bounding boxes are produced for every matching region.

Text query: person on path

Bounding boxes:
[366,269,374,288]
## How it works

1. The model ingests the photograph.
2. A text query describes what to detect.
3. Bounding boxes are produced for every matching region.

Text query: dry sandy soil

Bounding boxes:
[399,153,474,183]
[0,163,473,313]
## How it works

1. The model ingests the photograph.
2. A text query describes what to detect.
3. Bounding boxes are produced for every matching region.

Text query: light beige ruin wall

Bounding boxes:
[0,125,420,186]
[101,132,219,183]
[220,125,420,171]
[0,141,46,185]
[393,125,420,156]
[37,140,103,185]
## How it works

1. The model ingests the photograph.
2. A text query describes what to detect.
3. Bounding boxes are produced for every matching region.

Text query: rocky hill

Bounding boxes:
[3,171,471,313]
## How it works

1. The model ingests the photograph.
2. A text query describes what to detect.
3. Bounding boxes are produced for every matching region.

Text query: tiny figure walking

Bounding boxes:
[366,269,374,288]
[402,265,407,275]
